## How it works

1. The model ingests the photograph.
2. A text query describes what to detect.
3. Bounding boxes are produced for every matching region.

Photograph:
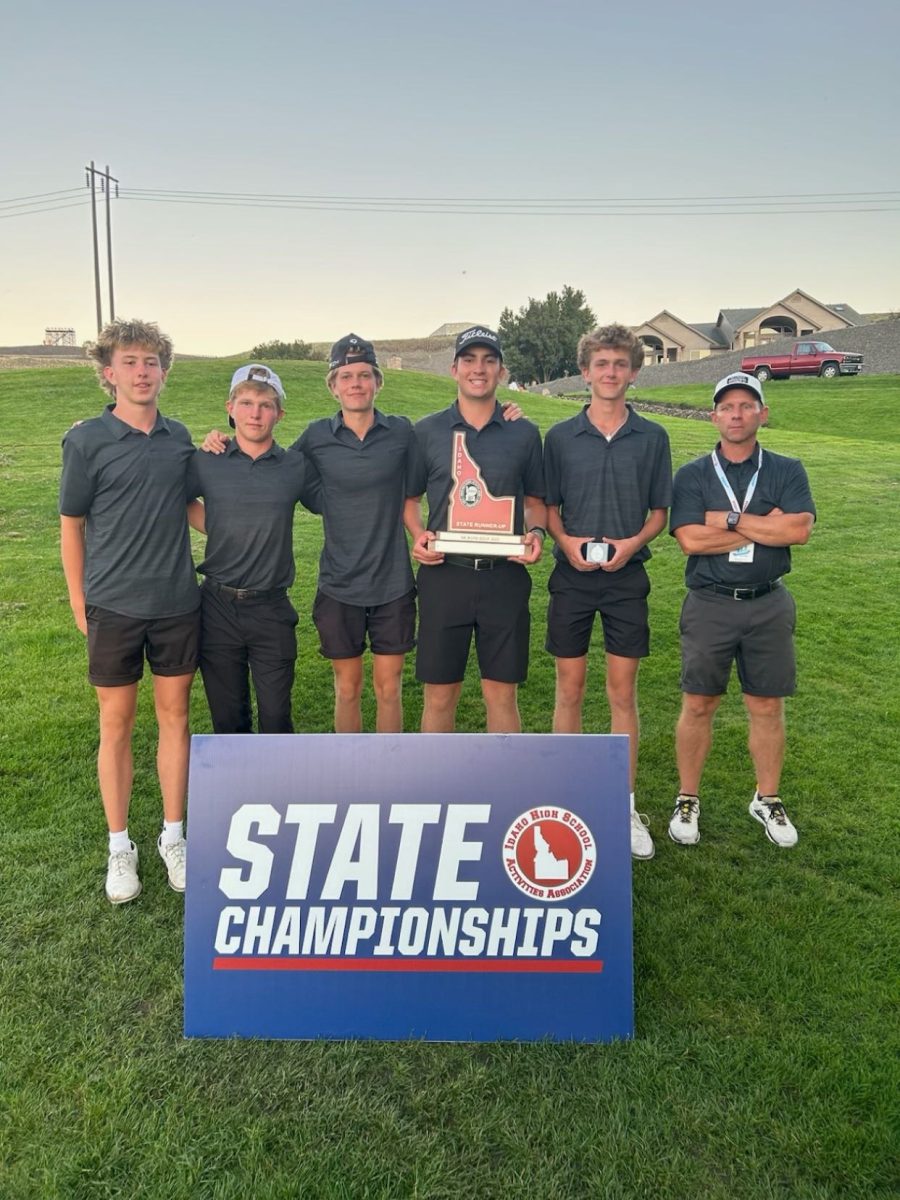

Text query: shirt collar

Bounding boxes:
[101,403,168,439]
[575,402,640,439]
[450,400,504,429]
[225,438,284,462]
[715,442,761,471]
[329,407,389,436]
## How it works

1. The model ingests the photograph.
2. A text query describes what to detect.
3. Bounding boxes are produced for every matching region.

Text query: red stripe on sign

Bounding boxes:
[213,957,604,974]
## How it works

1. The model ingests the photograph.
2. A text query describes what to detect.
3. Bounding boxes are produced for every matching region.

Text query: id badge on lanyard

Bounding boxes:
[711,449,763,564]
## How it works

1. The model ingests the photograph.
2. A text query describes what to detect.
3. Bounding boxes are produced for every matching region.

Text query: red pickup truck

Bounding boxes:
[740,341,864,382]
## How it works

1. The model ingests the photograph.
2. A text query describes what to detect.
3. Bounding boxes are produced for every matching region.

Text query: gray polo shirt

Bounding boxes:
[543,404,672,565]
[670,444,816,589]
[410,402,545,531]
[59,405,199,619]
[188,441,319,591]
[293,410,419,607]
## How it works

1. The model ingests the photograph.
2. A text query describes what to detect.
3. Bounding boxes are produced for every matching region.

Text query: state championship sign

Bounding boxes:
[184,734,633,1041]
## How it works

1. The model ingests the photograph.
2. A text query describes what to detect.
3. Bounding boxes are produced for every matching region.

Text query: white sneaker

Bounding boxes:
[158,835,187,892]
[106,843,141,904]
[749,793,798,848]
[668,794,700,845]
[630,811,655,860]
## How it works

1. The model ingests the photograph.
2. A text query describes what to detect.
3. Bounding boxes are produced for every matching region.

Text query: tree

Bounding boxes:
[248,338,325,361]
[498,287,596,384]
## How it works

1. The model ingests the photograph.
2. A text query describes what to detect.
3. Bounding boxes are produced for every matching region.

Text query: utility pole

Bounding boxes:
[84,162,119,333]
[103,164,118,320]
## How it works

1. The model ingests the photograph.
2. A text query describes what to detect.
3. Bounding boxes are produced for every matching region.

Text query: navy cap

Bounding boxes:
[329,333,378,370]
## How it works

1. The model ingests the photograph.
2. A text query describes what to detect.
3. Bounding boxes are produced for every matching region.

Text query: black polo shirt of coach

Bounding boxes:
[293,410,418,607]
[670,445,816,589]
[543,404,673,565]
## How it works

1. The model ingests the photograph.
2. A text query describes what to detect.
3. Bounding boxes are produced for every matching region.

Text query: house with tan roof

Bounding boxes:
[634,289,863,365]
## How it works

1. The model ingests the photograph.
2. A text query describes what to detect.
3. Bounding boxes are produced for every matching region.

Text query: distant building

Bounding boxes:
[634,289,864,365]
[429,322,476,337]
[43,327,77,346]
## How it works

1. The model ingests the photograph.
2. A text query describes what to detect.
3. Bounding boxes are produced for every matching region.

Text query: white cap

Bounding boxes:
[230,363,285,402]
[713,371,764,407]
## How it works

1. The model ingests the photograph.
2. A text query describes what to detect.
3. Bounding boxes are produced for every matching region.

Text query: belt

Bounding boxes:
[443,555,509,572]
[205,580,287,601]
[703,579,782,601]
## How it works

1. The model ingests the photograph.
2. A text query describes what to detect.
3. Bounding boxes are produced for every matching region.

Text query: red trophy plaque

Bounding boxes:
[432,432,527,557]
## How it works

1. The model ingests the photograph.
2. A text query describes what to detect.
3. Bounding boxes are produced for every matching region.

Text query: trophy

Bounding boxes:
[432,432,527,557]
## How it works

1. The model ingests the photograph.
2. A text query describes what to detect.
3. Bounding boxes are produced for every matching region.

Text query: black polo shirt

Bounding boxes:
[543,404,672,565]
[188,440,318,592]
[59,405,199,619]
[670,443,816,588]
[293,410,419,607]
[410,402,545,531]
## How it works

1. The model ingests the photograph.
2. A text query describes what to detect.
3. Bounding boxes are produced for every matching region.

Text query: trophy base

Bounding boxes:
[432,531,526,558]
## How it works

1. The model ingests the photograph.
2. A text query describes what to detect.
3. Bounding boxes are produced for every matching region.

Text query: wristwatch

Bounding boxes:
[528,526,547,540]
[726,511,741,531]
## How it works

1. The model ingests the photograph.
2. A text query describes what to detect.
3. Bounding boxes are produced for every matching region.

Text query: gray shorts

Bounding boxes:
[679,585,797,697]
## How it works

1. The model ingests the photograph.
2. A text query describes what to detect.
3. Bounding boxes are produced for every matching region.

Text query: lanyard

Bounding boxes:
[711,448,763,513]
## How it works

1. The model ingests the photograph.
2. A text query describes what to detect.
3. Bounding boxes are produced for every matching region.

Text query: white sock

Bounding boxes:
[629,792,636,813]
[160,819,184,847]
[109,829,131,854]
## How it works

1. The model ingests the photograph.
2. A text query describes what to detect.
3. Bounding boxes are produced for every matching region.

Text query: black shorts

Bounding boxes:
[545,561,650,659]
[86,605,200,687]
[415,560,532,685]
[313,588,416,659]
[679,584,797,697]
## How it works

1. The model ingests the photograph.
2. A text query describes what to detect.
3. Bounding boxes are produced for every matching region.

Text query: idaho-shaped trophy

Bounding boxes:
[432,432,527,557]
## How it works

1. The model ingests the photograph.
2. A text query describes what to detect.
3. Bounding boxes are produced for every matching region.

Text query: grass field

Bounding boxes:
[1,364,898,1199]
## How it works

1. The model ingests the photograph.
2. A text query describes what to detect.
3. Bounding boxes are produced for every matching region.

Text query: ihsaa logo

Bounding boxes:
[503,808,596,901]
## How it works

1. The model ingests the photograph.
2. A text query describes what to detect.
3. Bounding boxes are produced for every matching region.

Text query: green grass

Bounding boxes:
[1,363,898,1198]
[632,375,900,445]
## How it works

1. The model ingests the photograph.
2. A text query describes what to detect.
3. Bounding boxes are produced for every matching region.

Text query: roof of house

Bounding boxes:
[825,303,864,325]
[718,308,764,328]
[688,322,730,348]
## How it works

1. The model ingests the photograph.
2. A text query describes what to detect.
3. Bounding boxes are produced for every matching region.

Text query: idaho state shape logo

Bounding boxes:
[502,808,596,901]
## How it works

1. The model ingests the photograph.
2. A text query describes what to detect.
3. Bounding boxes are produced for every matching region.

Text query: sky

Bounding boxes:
[2,0,899,356]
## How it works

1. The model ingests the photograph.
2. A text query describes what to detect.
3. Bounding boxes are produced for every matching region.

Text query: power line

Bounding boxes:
[0,199,91,220]
[3,183,899,221]
[119,193,900,217]
[120,185,900,203]
[0,187,85,207]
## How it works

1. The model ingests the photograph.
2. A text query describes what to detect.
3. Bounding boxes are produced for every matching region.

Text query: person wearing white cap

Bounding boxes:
[668,372,816,848]
[187,364,320,734]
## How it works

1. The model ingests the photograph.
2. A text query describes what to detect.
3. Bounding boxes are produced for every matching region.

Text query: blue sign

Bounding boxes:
[184,734,633,1041]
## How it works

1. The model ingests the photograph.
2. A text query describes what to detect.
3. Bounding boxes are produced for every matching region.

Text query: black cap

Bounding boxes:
[454,326,503,361]
[329,333,378,370]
